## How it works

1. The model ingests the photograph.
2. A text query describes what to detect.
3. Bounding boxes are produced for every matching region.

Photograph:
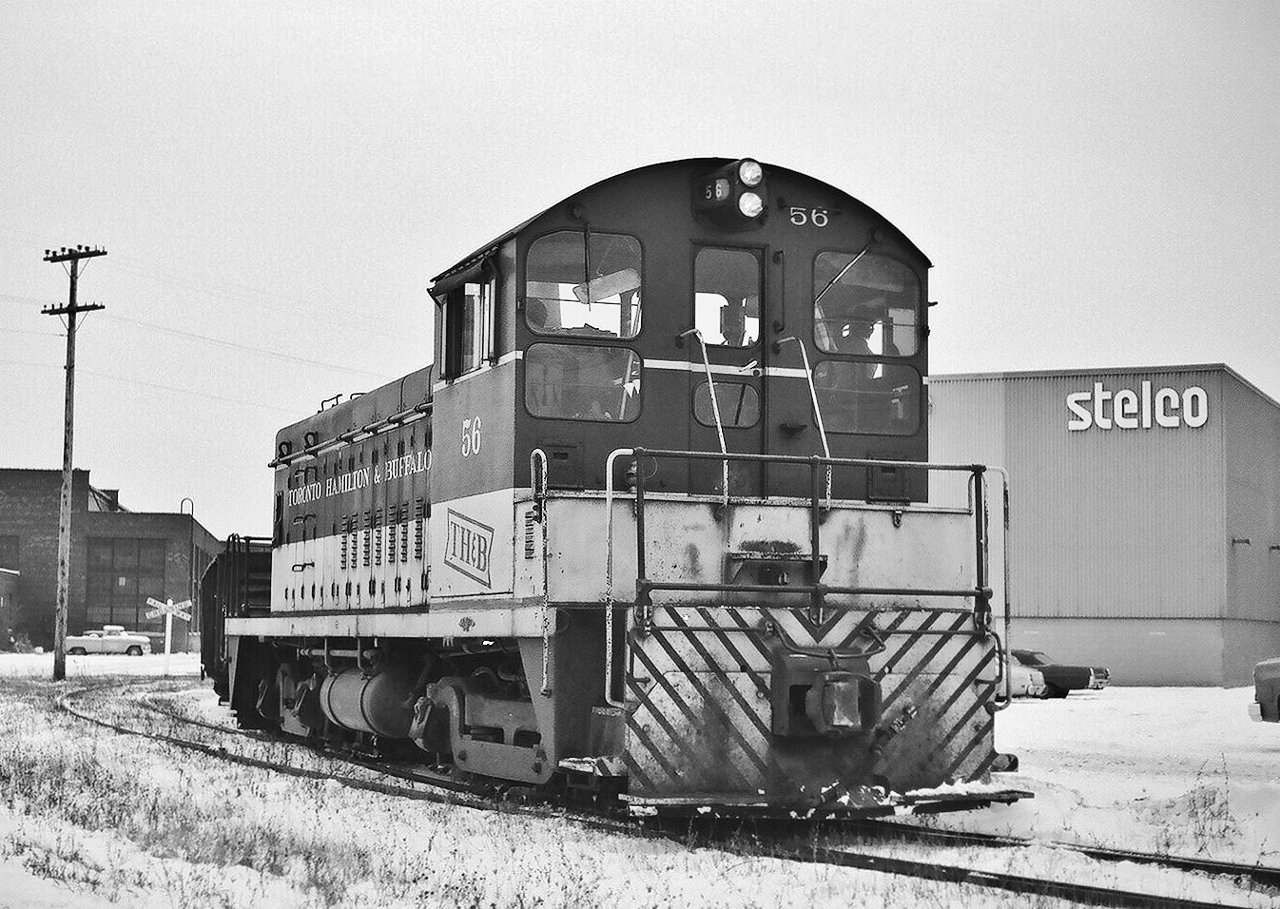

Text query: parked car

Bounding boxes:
[1010,649,1110,698]
[1251,657,1280,722]
[66,625,152,656]
[1007,658,1049,698]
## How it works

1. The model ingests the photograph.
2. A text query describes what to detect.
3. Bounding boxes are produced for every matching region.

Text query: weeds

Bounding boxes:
[0,676,1270,908]
[1148,755,1242,858]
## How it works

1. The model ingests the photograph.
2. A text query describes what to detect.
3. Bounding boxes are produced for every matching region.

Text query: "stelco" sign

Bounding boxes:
[1066,381,1208,432]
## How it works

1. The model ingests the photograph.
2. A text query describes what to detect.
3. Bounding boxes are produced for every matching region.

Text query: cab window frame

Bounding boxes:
[812,249,921,359]
[524,229,644,341]
[692,245,762,349]
[812,359,923,437]
[692,380,760,429]
[523,341,643,424]
[438,273,496,381]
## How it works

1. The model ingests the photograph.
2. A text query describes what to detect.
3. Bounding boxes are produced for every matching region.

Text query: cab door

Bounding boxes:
[686,245,768,496]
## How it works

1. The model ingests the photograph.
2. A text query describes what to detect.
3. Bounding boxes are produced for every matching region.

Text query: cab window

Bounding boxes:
[525,231,642,339]
[693,381,759,428]
[525,342,641,422]
[440,279,495,379]
[813,252,919,357]
[813,361,920,435]
[694,247,759,347]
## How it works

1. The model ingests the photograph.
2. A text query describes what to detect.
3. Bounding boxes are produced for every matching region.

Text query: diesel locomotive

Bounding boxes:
[203,157,1023,816]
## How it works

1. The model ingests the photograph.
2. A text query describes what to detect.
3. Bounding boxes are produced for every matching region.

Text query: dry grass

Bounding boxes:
[2,674,1263,908]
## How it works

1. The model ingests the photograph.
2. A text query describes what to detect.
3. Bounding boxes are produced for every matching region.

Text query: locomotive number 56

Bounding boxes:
[461,417,482,457]
[789,206,830,227]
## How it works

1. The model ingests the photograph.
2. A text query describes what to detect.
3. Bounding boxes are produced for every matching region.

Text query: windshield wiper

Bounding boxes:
[814,241,873,306]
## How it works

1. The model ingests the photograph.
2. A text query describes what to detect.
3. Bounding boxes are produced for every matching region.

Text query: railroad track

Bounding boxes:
[58,679,1277,909]
[854,820,1280,890]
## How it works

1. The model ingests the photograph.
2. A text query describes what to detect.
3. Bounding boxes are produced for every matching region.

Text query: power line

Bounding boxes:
[0,357,299,414]
[107,255,350,322]
[0,291,59,306]
[2,292,398,380]
[0,327,62,337]
[101,313,395,380]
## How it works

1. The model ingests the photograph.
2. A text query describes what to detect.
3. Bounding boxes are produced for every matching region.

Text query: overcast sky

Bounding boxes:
[2,2,1277,538]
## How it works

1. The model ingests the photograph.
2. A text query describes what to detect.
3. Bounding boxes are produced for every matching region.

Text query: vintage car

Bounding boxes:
[1008,658,1049,698]
[1010,649,1110,698]
[1250,657,1280,722]
[66,625,153,656]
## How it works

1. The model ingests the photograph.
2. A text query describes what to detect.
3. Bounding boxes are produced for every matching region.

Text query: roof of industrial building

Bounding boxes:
[932,363,1280,412]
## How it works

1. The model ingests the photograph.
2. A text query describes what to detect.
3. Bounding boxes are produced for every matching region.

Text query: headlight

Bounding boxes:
[738,192,764,218]
[692,159,768,229]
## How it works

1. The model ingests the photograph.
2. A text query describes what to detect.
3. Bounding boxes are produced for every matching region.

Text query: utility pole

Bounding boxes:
[42,245,106,681]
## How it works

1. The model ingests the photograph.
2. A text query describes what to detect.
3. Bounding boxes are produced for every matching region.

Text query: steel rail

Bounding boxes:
[787,843,1251,909]
[855,819,1280,890]
[57,681,496,809]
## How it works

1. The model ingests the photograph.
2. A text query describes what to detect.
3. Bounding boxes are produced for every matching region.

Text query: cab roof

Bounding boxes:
[428,157,930,291]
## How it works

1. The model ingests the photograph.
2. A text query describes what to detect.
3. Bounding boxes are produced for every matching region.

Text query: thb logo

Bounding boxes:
[444,509,494,587]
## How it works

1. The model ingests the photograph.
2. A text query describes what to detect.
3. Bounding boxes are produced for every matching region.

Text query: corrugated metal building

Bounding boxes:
[930,364,1280,686]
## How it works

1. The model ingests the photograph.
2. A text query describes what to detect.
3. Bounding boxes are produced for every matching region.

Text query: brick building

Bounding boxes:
[0,468,218,650]
[0,567,17,646]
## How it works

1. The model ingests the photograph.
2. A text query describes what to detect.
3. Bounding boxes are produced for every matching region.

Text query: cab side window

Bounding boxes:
[441,279,495,379]
[524,343,641,422]
[525,231,642,339]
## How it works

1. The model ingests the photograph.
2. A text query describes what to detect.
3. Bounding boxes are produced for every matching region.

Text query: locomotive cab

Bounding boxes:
[429,157,928,503]
[222,158,1023,816]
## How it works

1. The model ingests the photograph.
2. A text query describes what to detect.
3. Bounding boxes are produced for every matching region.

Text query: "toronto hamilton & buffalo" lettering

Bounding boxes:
[284,451,430,508]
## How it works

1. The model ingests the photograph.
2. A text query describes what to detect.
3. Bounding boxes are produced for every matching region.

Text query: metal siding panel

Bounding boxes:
[928,380,1007,509]
[1222,373,1280,623]
[933,369,1226,621]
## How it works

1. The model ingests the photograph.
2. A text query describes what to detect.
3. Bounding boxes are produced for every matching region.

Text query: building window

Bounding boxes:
[0,536,17,570]
[85,538,167,629]
[525,231,642,339]
[813,251,919,357]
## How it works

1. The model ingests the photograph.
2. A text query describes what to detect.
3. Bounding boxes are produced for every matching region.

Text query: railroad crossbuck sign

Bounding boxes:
[145,597,191,674]
[145,597,192,622]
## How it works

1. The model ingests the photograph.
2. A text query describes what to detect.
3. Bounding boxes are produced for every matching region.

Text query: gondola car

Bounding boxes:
[211,157,1024,816]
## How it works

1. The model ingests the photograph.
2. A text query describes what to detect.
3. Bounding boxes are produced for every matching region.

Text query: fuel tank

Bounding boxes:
[319,667,415,737]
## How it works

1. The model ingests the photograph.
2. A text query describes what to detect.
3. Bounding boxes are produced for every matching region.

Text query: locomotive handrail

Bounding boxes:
[626,447,991,472]
[602,447,634,708]
[640,580,992,599]
[986,464,1014,712]
[773,336,833,505]
[677,329,730,509]
[601,447,1012,715]
[530,449,553,696]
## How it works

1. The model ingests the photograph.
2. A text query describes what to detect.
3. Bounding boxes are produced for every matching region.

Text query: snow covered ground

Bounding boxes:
[0,653,1276,907]
[0,653,202,680]
[952,687,1280,859]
